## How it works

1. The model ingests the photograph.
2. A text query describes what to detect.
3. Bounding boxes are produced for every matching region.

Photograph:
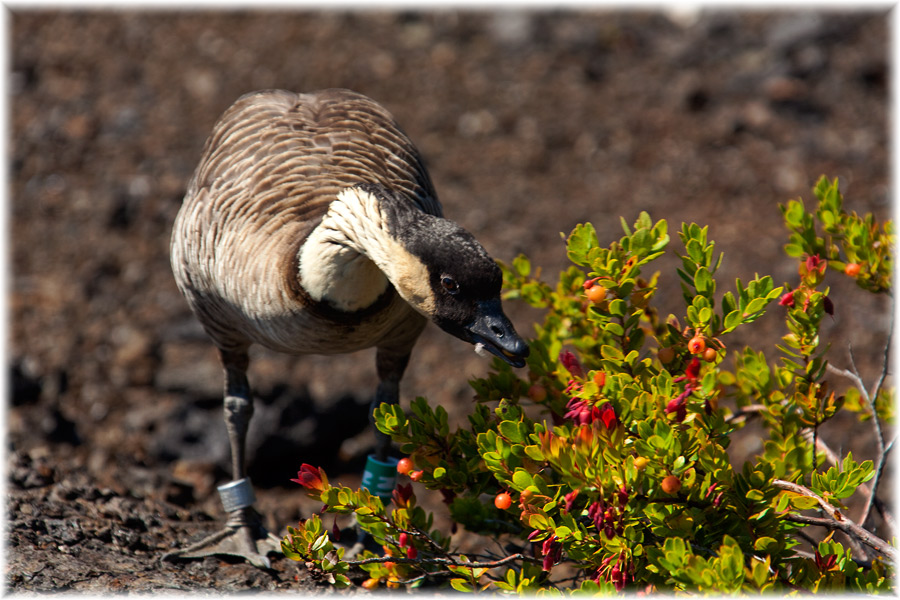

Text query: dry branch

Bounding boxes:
[774,479,898,565]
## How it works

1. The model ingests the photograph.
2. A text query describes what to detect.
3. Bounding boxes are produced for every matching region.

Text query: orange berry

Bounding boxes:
[702,347,717,363]
[586,285,607,304]
[383,561,396,569]
[661,475,682,495]
[396,457,413,475]
[494,492,513,510]
[634,456,649,471]
[361,578,380,590]
[528,383,547,402]
[844,262,861,277]
[658,347,675,364]
[687,336,706,355]
[593,371,606,387]
[409,470,424,482]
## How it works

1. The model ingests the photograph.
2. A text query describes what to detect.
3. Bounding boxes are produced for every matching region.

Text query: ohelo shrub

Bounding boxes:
[283,176,894,594]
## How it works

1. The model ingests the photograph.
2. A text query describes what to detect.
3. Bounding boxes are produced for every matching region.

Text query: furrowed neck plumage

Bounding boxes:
[298,186,436,315]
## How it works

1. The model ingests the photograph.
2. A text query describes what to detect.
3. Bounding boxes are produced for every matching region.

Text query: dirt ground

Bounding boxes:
[7,9,892,592]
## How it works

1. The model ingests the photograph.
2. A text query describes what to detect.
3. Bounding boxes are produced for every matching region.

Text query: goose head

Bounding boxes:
[384,197,529,368]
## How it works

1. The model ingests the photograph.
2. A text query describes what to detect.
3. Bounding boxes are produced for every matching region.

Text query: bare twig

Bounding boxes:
[868,436,898,532]
[800,429,896,539]
[863,315,893,528]
[346,552,540,569]
[871,313,893,412]
[773,479,898,564]
[826,346,890,530]
[725,403,767,424]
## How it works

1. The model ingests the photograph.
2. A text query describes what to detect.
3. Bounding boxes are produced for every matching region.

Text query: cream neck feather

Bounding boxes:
[298,187,435,315]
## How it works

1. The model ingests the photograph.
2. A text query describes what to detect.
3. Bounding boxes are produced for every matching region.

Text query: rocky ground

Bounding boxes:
[8,9,891,592]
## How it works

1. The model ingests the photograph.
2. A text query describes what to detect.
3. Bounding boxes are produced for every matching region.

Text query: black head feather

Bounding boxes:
[358,183,527,365]
[402,214,503,334]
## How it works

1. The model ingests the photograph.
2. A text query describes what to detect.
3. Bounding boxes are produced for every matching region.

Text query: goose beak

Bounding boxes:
[465,300,529,368]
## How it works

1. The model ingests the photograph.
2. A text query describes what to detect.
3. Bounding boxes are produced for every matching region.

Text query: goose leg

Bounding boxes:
[371,347,411,462]
[162,349,280,569]
[340,347,413,559]
[371,378,400,462]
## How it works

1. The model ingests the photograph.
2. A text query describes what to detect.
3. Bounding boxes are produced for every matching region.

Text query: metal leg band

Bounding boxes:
[218,477,256,513]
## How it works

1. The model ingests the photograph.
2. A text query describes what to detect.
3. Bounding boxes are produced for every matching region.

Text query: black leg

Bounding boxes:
[371,348,411,461]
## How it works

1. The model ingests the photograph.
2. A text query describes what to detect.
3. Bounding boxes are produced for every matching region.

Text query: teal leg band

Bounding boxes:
[361,455,399,501]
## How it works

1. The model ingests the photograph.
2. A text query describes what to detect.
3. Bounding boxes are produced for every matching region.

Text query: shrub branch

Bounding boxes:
[773,479,898,564]
[345,552,541,569]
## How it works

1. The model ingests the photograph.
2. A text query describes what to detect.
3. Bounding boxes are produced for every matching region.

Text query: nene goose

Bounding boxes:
[165,89,528,568]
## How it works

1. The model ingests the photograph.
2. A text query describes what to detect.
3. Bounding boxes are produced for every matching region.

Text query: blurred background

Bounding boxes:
[8,9,891,590]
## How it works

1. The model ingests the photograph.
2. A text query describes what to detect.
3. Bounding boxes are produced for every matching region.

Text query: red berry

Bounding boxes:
[844,262,861,277]
[409,470,424,482]
[398,532,408,548]
[494,492,513,510]
[658,346,675,364]
[687,336,706,355]
[396,457,413,475]
[586,285,607,304]
[661,475,682,495]
[528,383,547,403]
[406,546,418,560]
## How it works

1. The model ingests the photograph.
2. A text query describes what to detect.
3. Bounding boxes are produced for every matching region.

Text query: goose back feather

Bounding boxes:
[171,89,441,355]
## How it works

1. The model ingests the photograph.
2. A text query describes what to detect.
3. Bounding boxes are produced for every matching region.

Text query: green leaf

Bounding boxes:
[311,533,329,553]
[512,469,533,490]
[694,267,713,294]
[524,445,544,461]
[606,321,625,337]
[600,345,624,361]
[514,255,531,277]
[450,578,474,593]
[499,420,525,444]
[754,537,779,553]
[608,298,627,317]
[789,495,820,511]
[723,309,743,332]
[554,525,572,539]
[281,541,302,561]
[567,223,599,266]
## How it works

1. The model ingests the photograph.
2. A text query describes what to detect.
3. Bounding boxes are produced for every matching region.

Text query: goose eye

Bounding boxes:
[441,276,459,295]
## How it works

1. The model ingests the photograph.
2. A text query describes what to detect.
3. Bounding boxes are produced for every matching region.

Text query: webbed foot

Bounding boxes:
[162,478,280,569]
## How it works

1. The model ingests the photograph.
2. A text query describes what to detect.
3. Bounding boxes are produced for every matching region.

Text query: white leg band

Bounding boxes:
[218,477,256,513]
